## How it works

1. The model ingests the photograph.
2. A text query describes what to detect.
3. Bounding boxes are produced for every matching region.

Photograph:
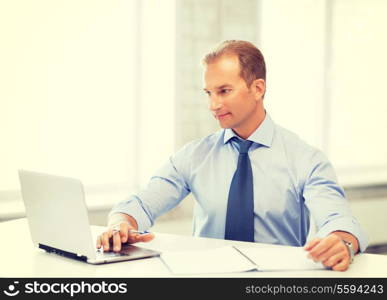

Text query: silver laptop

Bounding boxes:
[18,170,160,264]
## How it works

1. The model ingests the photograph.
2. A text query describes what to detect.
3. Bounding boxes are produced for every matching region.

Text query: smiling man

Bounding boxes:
[97,40,368,271]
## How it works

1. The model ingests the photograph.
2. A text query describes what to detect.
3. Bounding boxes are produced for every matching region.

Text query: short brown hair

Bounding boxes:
[202,40,266,87]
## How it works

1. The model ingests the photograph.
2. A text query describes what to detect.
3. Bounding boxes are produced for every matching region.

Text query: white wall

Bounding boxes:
[0,0,176,215]
[260,0,327,151]
[0,0,137,192]
[329,0,387,186]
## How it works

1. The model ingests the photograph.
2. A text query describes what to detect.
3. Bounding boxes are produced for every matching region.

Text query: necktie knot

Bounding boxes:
[236,139,253,154]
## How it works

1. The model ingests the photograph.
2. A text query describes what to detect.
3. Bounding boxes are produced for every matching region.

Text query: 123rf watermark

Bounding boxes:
[245,283,384,296]
[2,280,127,297]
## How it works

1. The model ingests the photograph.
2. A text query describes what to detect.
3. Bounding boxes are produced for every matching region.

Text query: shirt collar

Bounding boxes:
[223,112,275,147]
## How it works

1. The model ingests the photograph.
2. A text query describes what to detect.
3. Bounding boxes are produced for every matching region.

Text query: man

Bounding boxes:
[96,40,368,271]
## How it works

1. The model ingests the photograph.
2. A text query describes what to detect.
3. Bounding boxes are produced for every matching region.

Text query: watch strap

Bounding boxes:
[343,240,355,263]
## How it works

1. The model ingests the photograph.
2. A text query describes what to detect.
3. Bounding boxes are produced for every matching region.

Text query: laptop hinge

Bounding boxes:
[39,243,88,262]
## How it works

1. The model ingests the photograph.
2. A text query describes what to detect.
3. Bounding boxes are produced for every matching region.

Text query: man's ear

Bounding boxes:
[252,79,266,101]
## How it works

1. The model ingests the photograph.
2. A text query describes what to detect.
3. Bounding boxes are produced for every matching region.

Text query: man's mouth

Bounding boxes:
[215,113,231,120]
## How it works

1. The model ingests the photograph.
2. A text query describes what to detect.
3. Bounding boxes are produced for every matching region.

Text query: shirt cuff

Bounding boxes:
[316,216,369,253]
[108,196,153,232]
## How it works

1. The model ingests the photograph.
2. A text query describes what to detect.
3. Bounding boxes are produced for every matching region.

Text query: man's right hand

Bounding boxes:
[96,214,155,252]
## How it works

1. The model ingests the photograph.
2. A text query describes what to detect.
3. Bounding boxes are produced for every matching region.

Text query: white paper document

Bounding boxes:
[237,245,325,271]
[160,246,257,274]
[160,245,325,275]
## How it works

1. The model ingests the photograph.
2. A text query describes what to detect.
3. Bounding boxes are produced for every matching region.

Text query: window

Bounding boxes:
[259,0,387,186]
[0,0,176,216]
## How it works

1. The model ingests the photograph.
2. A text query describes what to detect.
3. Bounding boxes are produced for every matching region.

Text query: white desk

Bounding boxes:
[1,218,386,278]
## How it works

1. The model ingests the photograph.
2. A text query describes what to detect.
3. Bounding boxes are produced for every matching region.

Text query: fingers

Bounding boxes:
[112,230,122,252]
[125,227,142,243]
[136,232,155,243]
[315,242,343,263]
[101,231,111,251]
[305,234,351,271]
[125,231,155,243]
[304,238,322,251]
[119,222,128,243]
[322,249,348,269]
[331,254,350,272]
[95,223,155,252]
[96,225,125,252]
[307,234,342,261]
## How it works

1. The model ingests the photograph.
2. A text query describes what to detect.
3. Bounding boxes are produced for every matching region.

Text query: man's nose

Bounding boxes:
[209,95,222,111]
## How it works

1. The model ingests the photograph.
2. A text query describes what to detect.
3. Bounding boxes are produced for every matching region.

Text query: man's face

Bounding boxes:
[203,54,263,134]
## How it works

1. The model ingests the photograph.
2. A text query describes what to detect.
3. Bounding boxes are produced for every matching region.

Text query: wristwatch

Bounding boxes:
[343,240,355,263]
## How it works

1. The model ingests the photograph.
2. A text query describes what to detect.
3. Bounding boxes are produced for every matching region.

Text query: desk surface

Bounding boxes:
[1,218,386,278]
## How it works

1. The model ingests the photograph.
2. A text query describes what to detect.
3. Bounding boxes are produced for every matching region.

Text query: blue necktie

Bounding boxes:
[225,138,255,242]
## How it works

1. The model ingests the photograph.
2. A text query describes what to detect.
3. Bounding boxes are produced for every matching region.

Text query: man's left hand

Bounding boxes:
[304,233,351,271]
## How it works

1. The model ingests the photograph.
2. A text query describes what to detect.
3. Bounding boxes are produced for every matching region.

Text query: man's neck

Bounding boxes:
[233,109,266,140]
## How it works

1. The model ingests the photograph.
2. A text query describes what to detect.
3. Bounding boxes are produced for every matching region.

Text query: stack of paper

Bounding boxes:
[160,245,324,275]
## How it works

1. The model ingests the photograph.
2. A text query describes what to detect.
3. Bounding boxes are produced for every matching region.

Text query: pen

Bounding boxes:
[129,229,150,235]
[111,225,150,235]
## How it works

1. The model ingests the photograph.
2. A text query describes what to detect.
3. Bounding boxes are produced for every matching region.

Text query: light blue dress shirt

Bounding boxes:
[110,113,368,251]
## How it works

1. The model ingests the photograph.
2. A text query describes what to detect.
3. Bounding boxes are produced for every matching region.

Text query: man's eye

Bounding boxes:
[220,89,231,94]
